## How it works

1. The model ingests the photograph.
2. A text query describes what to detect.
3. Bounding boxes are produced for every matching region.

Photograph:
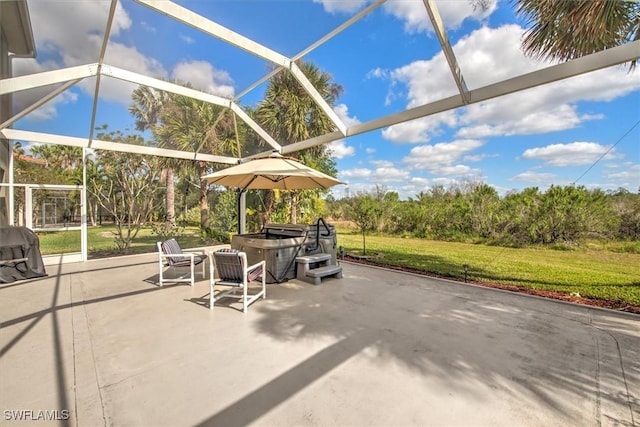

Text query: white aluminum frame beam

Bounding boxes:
[282,40,640,154]
[104,65,233,107]
[0,79,81,130]
[0,63,282,152]
[0,64,97,94]
[134,0,346,136]
[288,62,347,135]
[423,0,470,103]
[135,0,289,66]
[102,65,282,152]
[88,0,119,144]
[236,0,387,99]
[1,129,239,164]
[229,103,280,152]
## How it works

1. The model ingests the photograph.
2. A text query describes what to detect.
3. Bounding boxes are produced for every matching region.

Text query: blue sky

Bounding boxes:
[11,0,640,199]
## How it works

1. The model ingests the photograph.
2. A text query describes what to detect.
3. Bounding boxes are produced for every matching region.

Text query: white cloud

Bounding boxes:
[366,68,390,80]
[521,142,618,167]
[510,171,558,184]
[11,58,80,120]
[340,168,372,179]
[436,165,480,176]
[383,0,497,34]
[172,61,235,97]
[140,21,156,33]
[409,176,431,186]
[373,167,410,182]
[464,153,497,162]
[604,164,640,188]
[105,41,167,77]
[365,147,376,154]
[458,105,603,138]
[26,91,78,121]
[29,0,131,66]
[327,140,355,159]
[385,24,640,142]
[388,57,458,108]
[382,112,457,143]
[403,139,485,174]
[97,41,168,103]
[333,104,361,127]
[12,1,172,111]
[370,160,394,168]
[312,0,369,14]
[180,34,196,45]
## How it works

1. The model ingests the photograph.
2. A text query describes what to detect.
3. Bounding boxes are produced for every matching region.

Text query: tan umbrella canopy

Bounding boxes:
[201,152,344,191]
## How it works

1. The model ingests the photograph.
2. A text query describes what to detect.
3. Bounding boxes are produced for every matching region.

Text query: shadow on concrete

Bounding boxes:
[197,263,639,425]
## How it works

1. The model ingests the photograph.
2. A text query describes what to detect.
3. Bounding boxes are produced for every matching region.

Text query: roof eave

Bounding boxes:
[1,0,36,58]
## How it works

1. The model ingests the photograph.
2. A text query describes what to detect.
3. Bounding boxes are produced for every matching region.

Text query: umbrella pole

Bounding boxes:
[237,189,247,235]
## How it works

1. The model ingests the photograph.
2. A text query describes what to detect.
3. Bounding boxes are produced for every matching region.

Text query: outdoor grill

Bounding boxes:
[231,219,338,283]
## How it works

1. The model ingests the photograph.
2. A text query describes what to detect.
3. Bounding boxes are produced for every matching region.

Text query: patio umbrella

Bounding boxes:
[202,152,344,234]
[201,152,344,191]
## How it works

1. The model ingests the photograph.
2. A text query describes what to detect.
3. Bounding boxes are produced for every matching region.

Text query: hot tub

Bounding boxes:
[231,220,338,283]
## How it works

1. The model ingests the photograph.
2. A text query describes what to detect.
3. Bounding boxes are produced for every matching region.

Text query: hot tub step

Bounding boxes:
[295,253,341,285]
[295,253,332,264]
[303,265,343,285]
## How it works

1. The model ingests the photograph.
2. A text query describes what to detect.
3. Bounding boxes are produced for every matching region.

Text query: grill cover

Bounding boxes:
[0,226,47,283]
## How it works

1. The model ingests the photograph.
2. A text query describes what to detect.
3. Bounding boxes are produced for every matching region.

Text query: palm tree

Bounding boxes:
[30,144,82,171]
[516,0,640,69]
[129,86,177,227]
[254,61,343,224]
[13,141,25,156]
[157,94,240,230]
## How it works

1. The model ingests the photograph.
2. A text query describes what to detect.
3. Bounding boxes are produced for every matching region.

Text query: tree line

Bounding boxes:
[328,183,640,250]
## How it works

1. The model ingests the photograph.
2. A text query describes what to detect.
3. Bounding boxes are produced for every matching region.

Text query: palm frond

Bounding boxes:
[516,0,639,69]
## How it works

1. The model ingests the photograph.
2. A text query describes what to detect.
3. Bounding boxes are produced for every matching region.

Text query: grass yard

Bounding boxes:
[37,225,206,258]
[337,231,640,307]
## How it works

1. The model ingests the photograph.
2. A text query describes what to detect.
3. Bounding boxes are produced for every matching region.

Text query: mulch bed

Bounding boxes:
[342,255,640,315]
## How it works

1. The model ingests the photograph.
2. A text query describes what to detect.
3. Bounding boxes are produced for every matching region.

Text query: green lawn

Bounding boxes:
[337,231,640,306]
[37,226,205,258]
[35,225,640,306]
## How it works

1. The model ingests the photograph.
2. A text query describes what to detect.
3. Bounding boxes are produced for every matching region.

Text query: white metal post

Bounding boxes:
[239,190,246,234]
[8,139,14,225]
[81,148,88,261]
[24,186,32,229]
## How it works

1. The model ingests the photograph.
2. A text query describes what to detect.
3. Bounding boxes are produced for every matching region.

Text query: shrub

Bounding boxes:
[610,241,640,254]
[180,207,201,226]
[202,227,231,244]
[150,223,185,241]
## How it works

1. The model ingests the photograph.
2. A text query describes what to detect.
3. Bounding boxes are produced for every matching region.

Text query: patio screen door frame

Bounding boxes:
[1,182,87,264]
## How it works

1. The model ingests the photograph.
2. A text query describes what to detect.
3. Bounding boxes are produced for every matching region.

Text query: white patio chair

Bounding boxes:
[157,239,207,286]
[209,249,266,313]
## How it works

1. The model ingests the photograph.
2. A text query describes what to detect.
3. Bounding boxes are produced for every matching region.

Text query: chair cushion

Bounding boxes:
[161,238,182,255]
[215,248,239,254]
[247,264,263,282]
[161,239,203,266]
[214,250,245,282]
[170,254,207,267]
[214,250,263,283]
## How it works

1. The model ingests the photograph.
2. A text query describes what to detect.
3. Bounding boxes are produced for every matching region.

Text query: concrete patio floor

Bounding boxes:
[1,253,638,426]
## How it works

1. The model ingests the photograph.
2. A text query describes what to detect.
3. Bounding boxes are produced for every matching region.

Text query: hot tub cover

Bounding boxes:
[0,226,47,283]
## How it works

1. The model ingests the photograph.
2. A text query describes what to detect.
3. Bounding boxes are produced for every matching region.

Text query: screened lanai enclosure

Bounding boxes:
[1,0,639,263]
